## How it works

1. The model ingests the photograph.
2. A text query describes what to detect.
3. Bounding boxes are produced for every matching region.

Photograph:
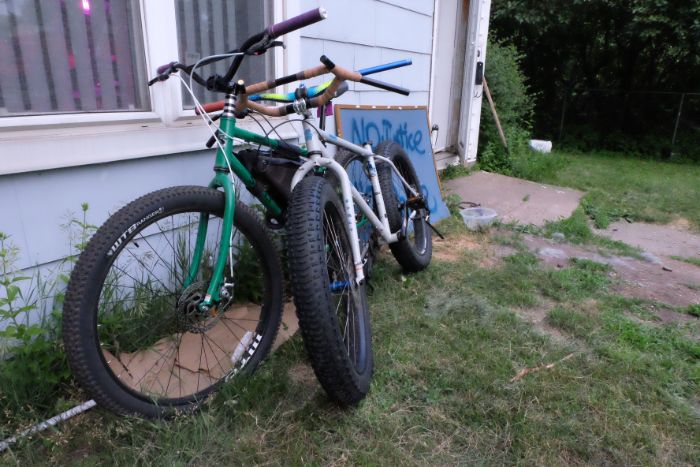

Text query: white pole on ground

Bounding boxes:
[0,400,96,452]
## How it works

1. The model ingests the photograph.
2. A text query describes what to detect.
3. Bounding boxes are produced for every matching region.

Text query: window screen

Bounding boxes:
[0,0,148,117]
[175,0,274,108]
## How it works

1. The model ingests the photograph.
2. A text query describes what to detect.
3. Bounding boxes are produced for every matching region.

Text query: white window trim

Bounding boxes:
[0,0,303,176]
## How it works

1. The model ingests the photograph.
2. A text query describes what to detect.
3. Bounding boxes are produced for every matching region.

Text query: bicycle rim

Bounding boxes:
[323,202,369,372]
[95,207,272,404]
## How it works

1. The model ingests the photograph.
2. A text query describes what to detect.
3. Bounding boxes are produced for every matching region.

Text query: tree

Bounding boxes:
[490,0,700,152]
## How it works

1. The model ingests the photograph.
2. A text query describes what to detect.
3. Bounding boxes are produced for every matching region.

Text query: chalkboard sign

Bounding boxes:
[334,105,450,223]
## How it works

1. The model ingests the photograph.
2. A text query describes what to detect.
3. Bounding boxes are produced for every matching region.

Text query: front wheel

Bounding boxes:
[63,186,283,418]
[287,176,373,405]
[375,141,433,272]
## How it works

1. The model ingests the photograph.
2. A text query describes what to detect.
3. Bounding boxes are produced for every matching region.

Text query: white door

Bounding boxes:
[457,0,491,163]
[429,0,463,153]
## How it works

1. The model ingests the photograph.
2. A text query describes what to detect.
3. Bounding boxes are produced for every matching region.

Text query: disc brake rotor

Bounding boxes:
[176,281,233,333]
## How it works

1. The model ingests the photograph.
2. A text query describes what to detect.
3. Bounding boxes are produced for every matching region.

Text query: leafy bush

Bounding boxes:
[0,233,71,430]
[439,163,473,181]
[477,37,535,174]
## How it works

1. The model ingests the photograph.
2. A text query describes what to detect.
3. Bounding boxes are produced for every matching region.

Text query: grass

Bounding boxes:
[4,218,698,465]
[512,149,700,230]
[671,255,700,268]
[439,163,474,181]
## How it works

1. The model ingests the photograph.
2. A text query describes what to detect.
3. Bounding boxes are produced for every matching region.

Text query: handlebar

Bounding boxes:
[149,5,411,117]
[358,59,412,76]
[195,56,411,117]
[266,7,327,38]
[150,7,328,88]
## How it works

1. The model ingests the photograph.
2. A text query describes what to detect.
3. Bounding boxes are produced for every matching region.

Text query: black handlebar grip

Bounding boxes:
[319,55,335,70]
[266,7,327,38]
[359,76,410,96]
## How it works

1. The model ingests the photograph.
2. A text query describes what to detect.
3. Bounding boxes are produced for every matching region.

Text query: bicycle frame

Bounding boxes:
[290,121,420,284]
[187,94,418,308]
[185,95,308,310]
[181,47,420,308]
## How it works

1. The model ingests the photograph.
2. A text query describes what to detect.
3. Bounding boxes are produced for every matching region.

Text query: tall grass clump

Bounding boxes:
[0,233,71,434]
[0,204,96,435]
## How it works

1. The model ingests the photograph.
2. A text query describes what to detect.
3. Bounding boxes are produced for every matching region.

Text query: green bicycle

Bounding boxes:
[63,7,434,417]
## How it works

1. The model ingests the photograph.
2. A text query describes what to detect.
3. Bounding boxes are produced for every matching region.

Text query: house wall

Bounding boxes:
[299,0,434,108]
[1,151,214,271]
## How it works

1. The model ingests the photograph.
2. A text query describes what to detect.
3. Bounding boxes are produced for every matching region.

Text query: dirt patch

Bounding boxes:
[287,363,318,389]
[492,243,519,258]
[433,232,518,268]
[646,304,696,324]
[516,300,574,347]
[669,217,692,230]
[521,235,700,312]
[432,235,481,262]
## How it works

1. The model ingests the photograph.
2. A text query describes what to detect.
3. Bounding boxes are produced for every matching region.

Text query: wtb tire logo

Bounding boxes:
[107,207,165,257]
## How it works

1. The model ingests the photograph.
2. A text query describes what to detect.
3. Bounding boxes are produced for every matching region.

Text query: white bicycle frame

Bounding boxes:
[290,118,420,285]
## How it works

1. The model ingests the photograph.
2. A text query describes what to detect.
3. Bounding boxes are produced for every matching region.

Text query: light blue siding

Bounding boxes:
[1,150,215,270]
[300,0,434,107]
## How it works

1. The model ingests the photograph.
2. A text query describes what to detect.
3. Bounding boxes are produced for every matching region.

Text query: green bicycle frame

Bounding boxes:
[184,109,305,310]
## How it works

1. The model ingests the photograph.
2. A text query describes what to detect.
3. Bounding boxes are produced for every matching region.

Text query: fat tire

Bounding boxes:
[287,176,373,405]
[63,186,283,418]
[375,141,433,272]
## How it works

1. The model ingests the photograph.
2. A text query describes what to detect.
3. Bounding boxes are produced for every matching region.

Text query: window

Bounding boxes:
[0,0,147,116]
[175,0,274,107]
[0,0,294,175]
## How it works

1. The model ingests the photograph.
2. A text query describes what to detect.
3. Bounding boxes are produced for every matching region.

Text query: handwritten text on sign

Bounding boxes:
[335,107,450,222]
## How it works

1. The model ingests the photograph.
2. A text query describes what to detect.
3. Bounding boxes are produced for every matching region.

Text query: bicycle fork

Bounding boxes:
[185,106,240,312]
[289,123,366,286]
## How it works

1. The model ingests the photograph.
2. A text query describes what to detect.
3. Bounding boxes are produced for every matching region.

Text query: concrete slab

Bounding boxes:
[599,221,700,260]
[444,171,584,226]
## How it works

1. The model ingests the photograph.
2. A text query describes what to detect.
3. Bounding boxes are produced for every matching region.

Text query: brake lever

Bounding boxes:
[148,61,184,86]
[246,39,286,56]
[148,74,169,86]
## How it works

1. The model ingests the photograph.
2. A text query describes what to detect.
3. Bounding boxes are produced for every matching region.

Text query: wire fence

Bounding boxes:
[551,89,700,160]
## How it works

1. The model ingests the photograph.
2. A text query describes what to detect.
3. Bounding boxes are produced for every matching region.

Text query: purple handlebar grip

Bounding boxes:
[266,7,327,38]
[156,62,175,75]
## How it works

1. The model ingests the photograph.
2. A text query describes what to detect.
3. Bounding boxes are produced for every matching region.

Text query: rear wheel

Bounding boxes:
[63,187,283,417]
[375,141,432,272]
[287,176,373,405]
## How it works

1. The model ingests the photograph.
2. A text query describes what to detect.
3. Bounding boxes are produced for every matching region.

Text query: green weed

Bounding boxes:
[0,233,72,436]
[439,163,473,181]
